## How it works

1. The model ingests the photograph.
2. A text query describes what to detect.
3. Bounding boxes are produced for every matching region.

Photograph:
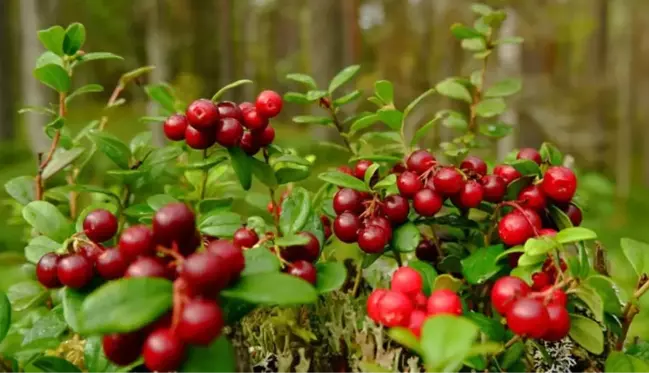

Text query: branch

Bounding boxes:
[617,275,649,350]
[35,91,66,200]
[322,99,354,154]
[263,148,281,235]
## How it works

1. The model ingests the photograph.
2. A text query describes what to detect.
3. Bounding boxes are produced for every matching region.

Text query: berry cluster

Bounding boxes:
[491,275,570,341]
[279,231,323,285]
[163,90,282,155]
[366,267,462,337]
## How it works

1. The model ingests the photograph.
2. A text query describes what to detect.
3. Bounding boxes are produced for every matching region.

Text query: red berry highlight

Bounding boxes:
[83,209,118,243]
[186,99,219,130]
[391,267,423,298]
[541,166,577,203]
[255,90,283,118]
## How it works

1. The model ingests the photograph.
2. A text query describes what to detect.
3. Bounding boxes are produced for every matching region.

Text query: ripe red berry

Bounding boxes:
[238,101,254,113]
[216,101,243,121]
[216,118,244,147]
[184,125,216,150]
[96,249,129,280]
[451,180,484,209]
[253,125,275,147]
[391,163,407,174]
[143,328,185,373]
[406,150,436,174]
[36,253,61,288]
[513,208,542,231]
[119,225,155,259]
[532,272,551,291]
[177,299,224,346]
[541,166,577,203]
[153,203,195,247]
[284,232,320,262]
[414,292,428,310]
[563,203,582,226]
[460,156,487,176]
[333,188,363,215]
[163,114,189,141]
[240,132,260,155]
[181,252,228,293]
[354,160,374,180]
[177,230,201,257]
[102,332,144,366]
[83,209,118,243]
[383,195,410,224]
[377,290,414,327]
[407,309,427,337]
[427,289,463,316]
[206,240,246,281]
[358,225,388,253]
[491,276,531,315]
[367,289,387,323]
[498,213,535,246]
[550,289,568,307]
[542,303,570,341]
[432,167,464,196]
[518,185,547,211]
[367,216,393,240]
[242,108,269,131]
[506,297,549,338]
[517,148,542,165]
[391,267,423,298]
[480,175,507,203]
[333,212,361,243]
[538,228,558,237]
[415,240,438,262]
[493,164,522,185]
[337,165,354,176]
[125,257,168,279]
[79,243,104,262]
[397,171,423,198]
[186,99,219,130]
[287,260,317,284]
[57,254,94,289]
[255,90,283,118]
[413,189,443,217]
[267,201,278,215]
[233,227,259,249]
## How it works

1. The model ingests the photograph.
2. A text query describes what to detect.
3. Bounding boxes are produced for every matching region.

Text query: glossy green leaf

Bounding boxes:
[34,64,70,93]
[540,142,563,165]
[42,147,85,180]
[315,262,347,294]
[74,52,124,66]
[301,211,326,248]
[275,165,310,184]
[292,115,333,125]
[7,281,48,311]
[22,307,67,346]
[586,275,623,316]
[31,356,81,373]
[373,174,397,190]
[198,212,242,238]
[435,78,472,103]
[420,315,479,372]
[22,201,73,242]
[38,26,66,55]
[88,131,131,169]
[283,92,310,104]
[273,154,312,166]
[63,23,86,55]
[250,158,278,188]
[517,253,546,267]
[62,288,86,333]
[279,187,311,235]
[388,327,422,355]
[228,147,252,191]
[479,122,513,138]
[462,37,487,51]
[508,159,541,177]
[377,109,404,130]
[306,90,328,101]
[475,98,506,118]
[461,245,505,284]
[605,352,649,372]
[0,291,10,343]
[274,234,310,247]
[350,113,379,133]
[464,312,505,342]
[181,335,236,372]
[329,65,360,93]
[569,314,604,354]
[408,260,438,296]
[222,272,318,305]
[391,222,420,253]
[333,90,362,106]
[484,78,522,98]
[84,336,118,372]
[66,84,104,104]
[147,194,178,210]
[241,247,281,276]
[318,171,369,192]
[285,73,317,89]
[556,227,597,244]
[523,237,556,256]
[574,284,604,322]
[4,176,35,205]
[374,80,394,104]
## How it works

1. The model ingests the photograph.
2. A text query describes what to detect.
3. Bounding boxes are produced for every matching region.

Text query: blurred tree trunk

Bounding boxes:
[218,0,234,100]
[341,0,360,67]
[241,0,257,99]
[591,0,609,171]
[0,0,15,141]
[19,0,50,155]
[145,0,167,146]
[496,6,521,161]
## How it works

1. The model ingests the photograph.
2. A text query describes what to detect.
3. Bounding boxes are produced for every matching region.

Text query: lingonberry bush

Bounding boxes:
[2,3,649,373]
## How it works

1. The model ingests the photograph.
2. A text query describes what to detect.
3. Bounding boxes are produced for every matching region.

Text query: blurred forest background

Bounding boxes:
[0,0,648,255]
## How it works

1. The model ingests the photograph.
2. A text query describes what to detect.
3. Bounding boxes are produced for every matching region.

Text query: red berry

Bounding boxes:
[320,215,332,240]
[184,125,216,150]
[153,203,196,247]
[367,289,387,323]
[287,260,317,284]
[57,254,94,289]
[119,225,155,259]
[517,148,542,165]
[181,252,228,293]
[377,290,414,327]
[406,150,436,174]
[513,208,542,231]
[414,292,428,310]
[427,289,463,316]
[451,180,484,209]
[550,289,568,307]
[284,232,320,262]
[518,185,546,211]
[563,203,582,226]
[186,99,219,130]
[354,160,374,180]
[391,163,407,174]
[358,225,388,253]
[490,276,531,315]
[267,201,278,214]
[333,188,363,215]
[367,216,393,240]
[163,114,189,141]
[143,328,185,373]
[83,209,118,243]
[416,240,438,262]
[216,118,244,147]
[498,213,535,246]
[239,101,254,112]
[36,253,61,288]
[177,299,224,346]
[543,303,570,341]
[233,228,259,249]
[102,333,144,366]
[125,257,168,279]
[206,240,246,281]
[460,156,487,176]
[337,166,354,176]
[506,297,549,338]
[532,272,551,291]
[493,164,522,185]
[242,108,269,131]
[255,90,283,118]
[407,309,427,337]
[333,212,360,243]
[79,243,104,263]
[538,228,557,237]
[413,189,443,217]
[383,195,410,224]
[480,175,507,203]
[397,171,423,198]
[96,249,129,280]
[177,230,201,257]
[253,125,275,147]
[432,167,464,196]
[216,101,243,121]
[391,267,423,298]
[541,166,577,203]
[240,131,260,155]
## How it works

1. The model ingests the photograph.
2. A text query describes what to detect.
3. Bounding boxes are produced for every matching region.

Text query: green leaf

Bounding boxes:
[404,88,436,120]
[391,222,421,253]
[84,336,118,372]
[373,174,397,190]
[465,312,505,342]
[569,314,604,354]
[31,356,81,373]
[38,26,66,56]
[548,205,573,230]
[333,90,362,106]
[484,78,522,98]
[574,285,604,322]
[556,227,597,244]
[363,163,380,187]
[479,122,512,138]
[408,260,438,296]
[540,142,563,165]
[377,109,404,130]
[517,253,546,267]
[283,92,310,104]
[198,212,242,238]
[78,277,173,334]
[228,147,252,191]
[5,176,35,205]
[461,245,505,285]
[620,238,649,278]
[315,262,347,294]
[374,80,394,104]
[275,165,310,185]
[388,327,423,355]
[286,73,317,89]
[524,237,556,256]
[210,79,253,101]
[471,3,494,16]
[22,201,73,242]
[182,335,236,372]
[22,307,67,346]
[273,154,311,166]
[241,247,280,276]
[88,131,131,169]
[61,287,85,333]
[605,352,649,372]
[508,159,541,177]
[462,38,487,51]
[33,64,70,93]
[442,111,468,131]
[74,52,124,65]
[249,158,278,188]
[450,23,484,40]
[301,211,326,248]
[420,315,479,372]
[144,84,176,113]
[475,98,506,118]
[329,65,360,93]
[63,23,85,55]
[586,275,623,316]
[350,113,380,133]
[279,187,311,235]
[306,90,328,101]
[274,235,310,247]
[147,194,178,211]
[222,273,317,305]
[318,171,370,192]
[500,340,525,369]
[0,291,10,343]
[436,78,472,103]
[292,115,333,125]
[65,84,103,104]
[42,147,85,180]
[7,281,48,311]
